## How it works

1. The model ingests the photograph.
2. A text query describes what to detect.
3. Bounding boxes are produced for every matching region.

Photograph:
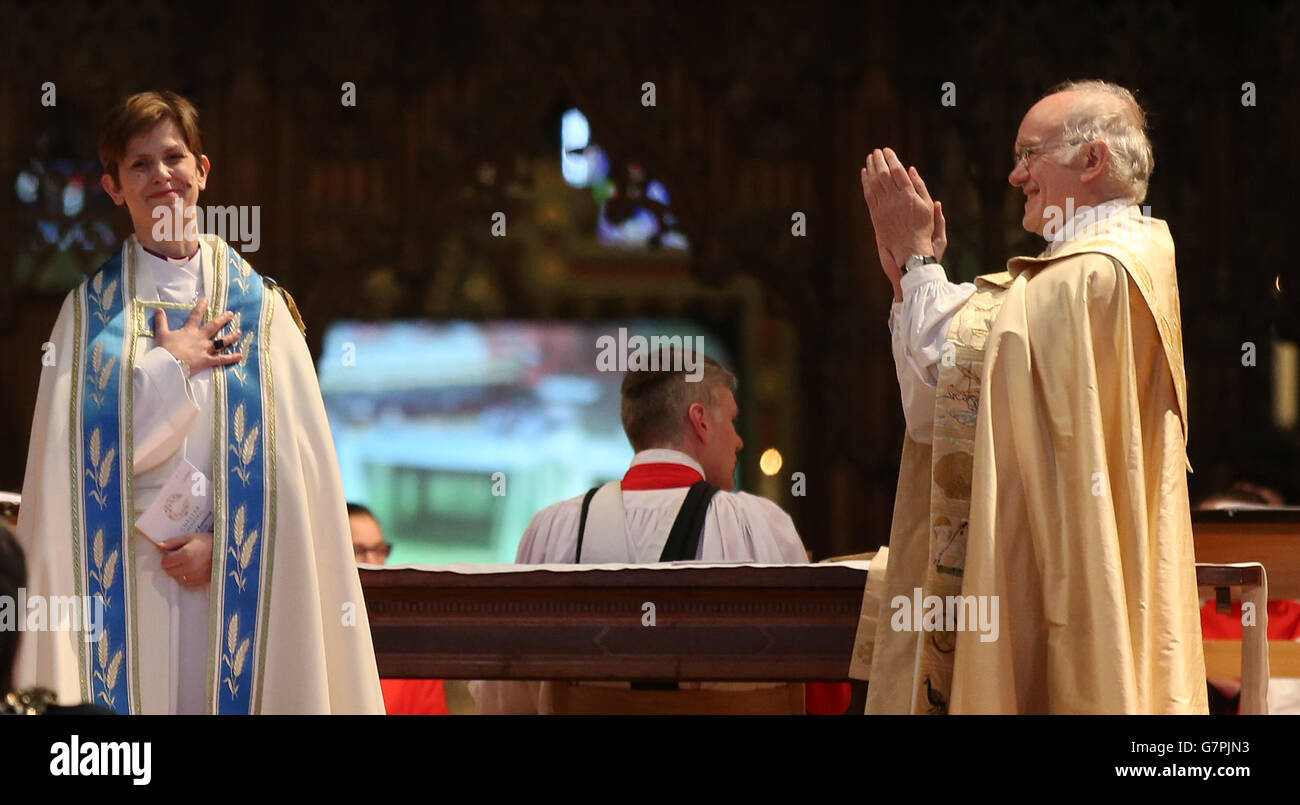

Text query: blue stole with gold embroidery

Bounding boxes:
[79,254,131,712]
[210,240,272,714]
[74,237,274,714]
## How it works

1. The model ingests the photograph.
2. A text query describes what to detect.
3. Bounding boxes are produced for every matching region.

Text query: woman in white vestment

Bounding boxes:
[14,92,384,714]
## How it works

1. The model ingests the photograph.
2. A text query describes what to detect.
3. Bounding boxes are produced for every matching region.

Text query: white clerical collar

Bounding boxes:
[1044,197,1136,257]
[630,448,706,477]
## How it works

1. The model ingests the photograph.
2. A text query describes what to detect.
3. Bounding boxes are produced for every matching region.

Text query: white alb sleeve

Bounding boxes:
[887,265,976,444]
[132,346,200,474]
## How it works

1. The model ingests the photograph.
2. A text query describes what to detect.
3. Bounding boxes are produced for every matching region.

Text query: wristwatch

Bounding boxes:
[902,254,939,273]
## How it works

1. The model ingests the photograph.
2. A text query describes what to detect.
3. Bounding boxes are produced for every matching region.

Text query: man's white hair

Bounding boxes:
[1049,79,1154,204]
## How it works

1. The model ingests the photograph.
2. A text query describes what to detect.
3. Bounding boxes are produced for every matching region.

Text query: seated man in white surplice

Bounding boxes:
[470,350,807,714]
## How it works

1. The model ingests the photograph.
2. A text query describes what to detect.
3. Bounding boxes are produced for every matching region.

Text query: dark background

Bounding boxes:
[2,0,1298,558]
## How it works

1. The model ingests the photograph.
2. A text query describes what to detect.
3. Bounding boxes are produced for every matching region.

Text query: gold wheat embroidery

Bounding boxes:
[86,429,116,508]
[88,342,106,406]
[87,527,120,609]
[230,403,260,485]
[230,258,253,295]
[231,259,252,293]
[93,628,124,708]
[241,428,259,465]
[86,339,119,404]
[227,504,260,592]
[91,528,104,598]
[103,549,118,591]
[95,356,117,393]
[102,278,117,311]
[230,330,256,385]
[89,273,119,325]
[97,448,116,492]
[222,613,252,699]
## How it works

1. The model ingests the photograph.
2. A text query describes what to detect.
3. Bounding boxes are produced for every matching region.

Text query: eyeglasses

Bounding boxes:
[1012,139,1087,171]
[354,542,392,561]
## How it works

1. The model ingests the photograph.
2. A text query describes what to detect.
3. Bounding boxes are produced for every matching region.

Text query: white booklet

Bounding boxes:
[135,458,213,544]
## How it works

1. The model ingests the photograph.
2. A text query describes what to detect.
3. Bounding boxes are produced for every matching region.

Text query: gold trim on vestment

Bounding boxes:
[910,281,1008,715]
[204,237,228,713]
[253,285,277,713]
[123,237,143,711]
[273,283,306,337]
[69,284,88,704]
[132,298,210,339]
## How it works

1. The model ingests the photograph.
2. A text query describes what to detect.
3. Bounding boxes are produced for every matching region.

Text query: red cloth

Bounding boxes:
[1200,599,1300,713]
[1200,599,1300,642]
[380,678,451,715]
[621,462,704,490]
[805,681,854,715]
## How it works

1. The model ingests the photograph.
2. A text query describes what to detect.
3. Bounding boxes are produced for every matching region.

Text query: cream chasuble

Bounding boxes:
[866,209,1208,714]
[15,234,385,714]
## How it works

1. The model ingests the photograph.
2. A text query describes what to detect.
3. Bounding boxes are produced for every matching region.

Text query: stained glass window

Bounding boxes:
[560,108,688,251]
[12,144,118,294]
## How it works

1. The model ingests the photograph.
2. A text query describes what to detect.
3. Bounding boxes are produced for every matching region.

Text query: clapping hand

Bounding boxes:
[860,148,947,301]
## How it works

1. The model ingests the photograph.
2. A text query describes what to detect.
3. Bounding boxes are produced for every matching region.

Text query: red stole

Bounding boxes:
[621,462,704,490]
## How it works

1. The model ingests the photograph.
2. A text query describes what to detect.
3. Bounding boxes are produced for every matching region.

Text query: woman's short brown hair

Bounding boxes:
[98,91,204,182]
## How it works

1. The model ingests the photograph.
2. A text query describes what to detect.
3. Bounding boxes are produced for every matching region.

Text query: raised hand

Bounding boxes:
[906,165,947,262]
[873,239,904,303]
[861,150,949,302]
[155,298,243,377]
[861,147,934,261]
[931,198,947,262]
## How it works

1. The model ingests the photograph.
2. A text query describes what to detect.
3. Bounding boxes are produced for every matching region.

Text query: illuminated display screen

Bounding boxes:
[318,320,730,564]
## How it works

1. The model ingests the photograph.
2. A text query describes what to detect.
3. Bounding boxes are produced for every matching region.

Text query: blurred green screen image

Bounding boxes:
[318,320,729,565]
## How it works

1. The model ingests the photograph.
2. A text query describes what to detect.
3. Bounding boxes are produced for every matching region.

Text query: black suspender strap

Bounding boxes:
[576,479,714,692]
[578,481,718,563]
[658,480,720,562]
[574,486,600,563]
